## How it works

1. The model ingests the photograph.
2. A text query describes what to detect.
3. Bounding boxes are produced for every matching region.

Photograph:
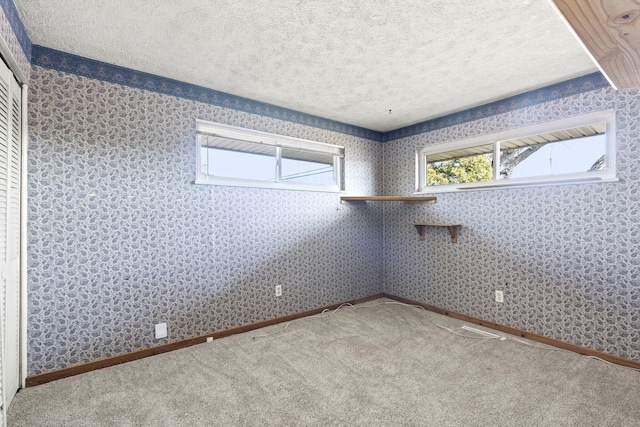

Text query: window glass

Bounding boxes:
[499,133,606,180]
[195,120,344,192]
[416,111,615,192]
[281,148,335,185]
[427,144,494,186]
[201,145,277,181]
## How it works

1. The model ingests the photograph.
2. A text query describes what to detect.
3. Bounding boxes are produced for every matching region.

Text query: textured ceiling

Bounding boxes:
[15,0,598,132]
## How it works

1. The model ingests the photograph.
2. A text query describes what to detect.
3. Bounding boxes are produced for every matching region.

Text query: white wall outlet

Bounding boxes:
[155,322,167,339]
[206,337,213,343]
[275,285,283,297]
[495,290,504,303]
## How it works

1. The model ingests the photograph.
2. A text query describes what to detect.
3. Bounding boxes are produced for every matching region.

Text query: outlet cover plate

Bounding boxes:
[495,290,504,303]
[155,322,167,339]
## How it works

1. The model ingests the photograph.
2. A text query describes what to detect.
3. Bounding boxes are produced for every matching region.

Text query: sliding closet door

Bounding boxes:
[0,57,22,414]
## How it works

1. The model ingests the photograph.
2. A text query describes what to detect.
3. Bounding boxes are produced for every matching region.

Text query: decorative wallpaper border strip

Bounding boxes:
[31,45,384,141]
[382,72,610,142]
[31,45,609,143]
[0,0,31,61]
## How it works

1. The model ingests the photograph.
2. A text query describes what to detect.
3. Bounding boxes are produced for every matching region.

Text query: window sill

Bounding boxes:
[194,177,342,193]
[415,175,619,194]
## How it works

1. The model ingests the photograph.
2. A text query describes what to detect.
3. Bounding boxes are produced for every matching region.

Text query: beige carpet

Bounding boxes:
[8,298,640,426]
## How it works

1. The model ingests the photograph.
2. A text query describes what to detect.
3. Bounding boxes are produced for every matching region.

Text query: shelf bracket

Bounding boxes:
[412,223,460,243]
[447,225,458,244]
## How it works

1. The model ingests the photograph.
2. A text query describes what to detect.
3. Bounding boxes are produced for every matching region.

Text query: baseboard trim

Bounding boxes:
[28,291,638,386]
[382,293,640,370]
[26,293,384,387]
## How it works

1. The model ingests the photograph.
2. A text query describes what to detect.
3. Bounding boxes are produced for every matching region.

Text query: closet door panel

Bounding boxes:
[0,58,21,413]
[0,64,7,421]
[4,76,20,407]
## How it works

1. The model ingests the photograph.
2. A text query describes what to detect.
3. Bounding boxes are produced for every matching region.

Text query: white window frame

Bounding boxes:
[195,120,344,192]
[415,110,617,193]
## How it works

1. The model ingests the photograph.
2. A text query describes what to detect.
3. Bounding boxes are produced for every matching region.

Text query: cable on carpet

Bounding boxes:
[247,299,640,372]
[356,301,503,339]
[369,302,640,371]
[250,303,356,340]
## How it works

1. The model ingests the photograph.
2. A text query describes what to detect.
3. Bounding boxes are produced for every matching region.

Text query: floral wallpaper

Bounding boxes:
[26,66,384,375]
[31,46,381,141]
[25,44,640,377]
[383,86,640,361]
[0,0,31,80]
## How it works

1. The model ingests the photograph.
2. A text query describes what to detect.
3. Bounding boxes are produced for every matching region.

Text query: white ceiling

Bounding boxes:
[15,0,598,132]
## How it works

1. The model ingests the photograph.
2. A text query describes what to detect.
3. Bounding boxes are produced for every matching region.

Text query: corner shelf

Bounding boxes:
[340,196,437,204]
[412,223,461,243]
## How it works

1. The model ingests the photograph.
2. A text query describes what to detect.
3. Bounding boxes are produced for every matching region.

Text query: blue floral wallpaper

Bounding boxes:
[0,0,30,80]
[382,72,610,142]
[31,46,381,142]
[382,86,640,361]
[24,37,640,376]
[27,66,384,376]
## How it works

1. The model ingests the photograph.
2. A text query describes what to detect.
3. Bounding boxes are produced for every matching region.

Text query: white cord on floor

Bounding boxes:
[509,338,640,371]
[251,303,357,340]
[357,301,500,339]
[586,356,640,371]
[251,322,291,340]
[249,299,640,372]
[509,337,562,351]
[311,303,356,319]
[251,300,497,341]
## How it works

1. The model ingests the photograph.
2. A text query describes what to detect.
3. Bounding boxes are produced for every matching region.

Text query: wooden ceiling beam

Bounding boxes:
[552,0,640,89]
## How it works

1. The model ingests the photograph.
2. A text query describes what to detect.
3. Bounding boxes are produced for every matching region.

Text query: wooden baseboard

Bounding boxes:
[26,293,384,387]
[28,291,638,387]
[382,293,640,370]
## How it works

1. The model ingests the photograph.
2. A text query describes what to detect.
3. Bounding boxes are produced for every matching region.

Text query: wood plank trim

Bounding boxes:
[383,293,640,370]
[551,0,640,90]
[26,293,385,387]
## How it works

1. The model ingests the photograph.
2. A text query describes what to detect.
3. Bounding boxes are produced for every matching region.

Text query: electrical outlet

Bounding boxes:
[206,337,213,343]
[275,285,283,297]
[155,322,167,339]
[495,290,504,303]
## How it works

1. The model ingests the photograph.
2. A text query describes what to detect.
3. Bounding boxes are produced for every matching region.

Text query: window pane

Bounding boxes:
[281,148,335,185]
[202,146,277,181]
[196,122,345,191]
[417,113,613,193]
[499,133,606,180]
[427,144,494,186]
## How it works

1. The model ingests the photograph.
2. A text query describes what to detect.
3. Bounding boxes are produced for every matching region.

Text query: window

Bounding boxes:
[196,120,344,192]
[416,110,616,193]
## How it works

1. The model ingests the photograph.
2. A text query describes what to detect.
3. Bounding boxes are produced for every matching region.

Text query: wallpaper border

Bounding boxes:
[382,72,610,142]
[32,45,609,143]
[31,45,384,141]
[0,0,31,61]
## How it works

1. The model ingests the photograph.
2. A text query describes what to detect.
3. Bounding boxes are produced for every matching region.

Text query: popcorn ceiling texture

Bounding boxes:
[383,87,640,361]
[30,46,382,142]
[14,0,596,131]
[26,65,383,375]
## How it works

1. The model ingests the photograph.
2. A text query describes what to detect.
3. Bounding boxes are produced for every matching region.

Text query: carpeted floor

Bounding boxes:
[8,298,640,426]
